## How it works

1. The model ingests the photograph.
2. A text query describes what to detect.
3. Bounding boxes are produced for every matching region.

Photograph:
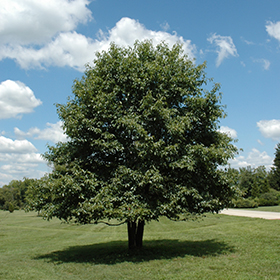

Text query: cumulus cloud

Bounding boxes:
[0,0,92,45]
[0,135,47,184]
[100,17,195,57]
[0,172,14,187]
[266,21,280,42]
[0,135,47,186]
[257,119,280,141]
[0,16,196,71]
[0,151,45,166]
[0,0,92,70]
[0,80,42,119]
[0,136,37,153]
[219,126,237,139]
[207,33,238,67]
[15,121,67,143]
[229,148,273,169]
[247,148,273,166]
[0,157,46,187]
[1,32,97,70]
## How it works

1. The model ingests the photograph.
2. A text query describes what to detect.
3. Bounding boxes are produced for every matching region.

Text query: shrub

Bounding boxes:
[8,202,14,213]
[233,198,259,208]
[258,189,280,206]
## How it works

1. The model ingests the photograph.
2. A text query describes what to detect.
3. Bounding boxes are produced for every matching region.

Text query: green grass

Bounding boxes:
[251,205,280,212]
[1,210,280,280]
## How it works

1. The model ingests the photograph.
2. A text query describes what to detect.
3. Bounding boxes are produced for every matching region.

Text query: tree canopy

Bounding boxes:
[270,143,280,191]
[0,178,34,211]
[26,41,237,249]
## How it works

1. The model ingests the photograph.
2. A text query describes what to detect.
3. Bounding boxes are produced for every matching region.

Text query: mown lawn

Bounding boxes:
[0,210,279,280]
[250,205,280,212]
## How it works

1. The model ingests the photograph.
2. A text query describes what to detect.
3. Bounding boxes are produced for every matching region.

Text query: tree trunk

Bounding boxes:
[127,220,145,250]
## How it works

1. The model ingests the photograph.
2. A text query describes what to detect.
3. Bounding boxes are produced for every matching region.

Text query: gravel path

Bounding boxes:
[220,209,280,220]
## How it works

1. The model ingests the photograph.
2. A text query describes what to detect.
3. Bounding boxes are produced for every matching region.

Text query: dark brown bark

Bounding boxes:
[127,220,145,249]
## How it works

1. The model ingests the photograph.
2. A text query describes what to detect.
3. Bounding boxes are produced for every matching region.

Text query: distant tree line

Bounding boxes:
[227,143,280,208]
[0,178,37,212]
[1,144,280,211]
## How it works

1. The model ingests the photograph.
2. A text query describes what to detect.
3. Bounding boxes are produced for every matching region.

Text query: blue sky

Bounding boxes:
[1,0,280,186]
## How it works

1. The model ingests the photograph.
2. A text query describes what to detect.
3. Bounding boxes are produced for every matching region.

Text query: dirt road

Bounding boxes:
[220,209,280,220]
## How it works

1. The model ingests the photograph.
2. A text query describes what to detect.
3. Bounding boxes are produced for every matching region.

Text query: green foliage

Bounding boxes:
[227,165,270,200]
[252,166,270,197]
[225,167,239,187]
[8,202,14,213]
[269,143,280,191]
[227,165,280,207]
[0,178,35,211]
[233,197,259,208]
[26,41,237,228]
[258,189,280,206]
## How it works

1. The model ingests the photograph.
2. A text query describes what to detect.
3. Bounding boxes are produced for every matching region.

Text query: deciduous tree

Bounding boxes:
[269,143,280,191]
[26,41,237,249]
[0,178,34,210]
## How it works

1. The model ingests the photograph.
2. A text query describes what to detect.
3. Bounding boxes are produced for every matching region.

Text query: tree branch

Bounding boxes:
[97,220,126,226]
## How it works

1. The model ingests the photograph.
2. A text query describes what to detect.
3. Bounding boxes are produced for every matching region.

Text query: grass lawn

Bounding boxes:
[1,210,280,280]
[250,205,280,212]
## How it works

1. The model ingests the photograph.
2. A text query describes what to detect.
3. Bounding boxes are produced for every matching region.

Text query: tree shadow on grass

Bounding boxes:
[35,239,234,265]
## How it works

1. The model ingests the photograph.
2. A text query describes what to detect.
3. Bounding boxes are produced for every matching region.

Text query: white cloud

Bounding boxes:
[229,148,273,169]
[207,33,238,67]
[0,136,37,153]
[0,0,92,45]
[0,0,92,70]
[247,148,273,167]
[257,119,280,141]
[0,80,42,119]
[253,58,270,70]
[103,17,195,57]
[0,136,47,186]
[0,152,44,165]
[0,32,97,70]
[266,21,280,42]
[0,160,47,187]
[219,126,237,139]
[0,17,196,71]
[15,121,67,143]
[0,172,14,187]
[34,121,68,142]
[2,163,37,173]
